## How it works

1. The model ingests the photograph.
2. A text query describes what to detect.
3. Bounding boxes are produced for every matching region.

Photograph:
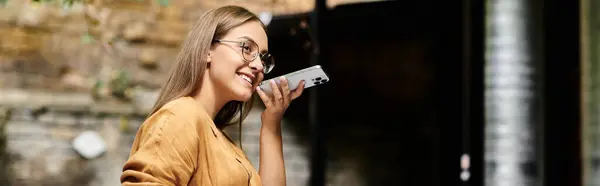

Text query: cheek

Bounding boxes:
[213,58,240,74]
[214,48,244,66]
[211,64,233,78]
[209,61,237,86]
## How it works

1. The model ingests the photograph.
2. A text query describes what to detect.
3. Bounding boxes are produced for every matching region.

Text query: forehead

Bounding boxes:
[224,21,268,51]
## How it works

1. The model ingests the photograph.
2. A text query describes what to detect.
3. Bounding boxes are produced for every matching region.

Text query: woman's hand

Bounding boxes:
[256,76,303,186]
[255,76,305,127]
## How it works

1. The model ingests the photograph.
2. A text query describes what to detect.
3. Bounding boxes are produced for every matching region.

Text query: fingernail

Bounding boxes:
[270,79,276,84]
[256,86,261,90]
[280,76,286,81]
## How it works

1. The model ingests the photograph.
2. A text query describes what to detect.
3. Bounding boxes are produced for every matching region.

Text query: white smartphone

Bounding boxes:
[258,65,330,95]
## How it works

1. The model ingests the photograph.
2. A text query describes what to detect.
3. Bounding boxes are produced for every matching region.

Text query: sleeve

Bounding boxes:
[120,110,199,186]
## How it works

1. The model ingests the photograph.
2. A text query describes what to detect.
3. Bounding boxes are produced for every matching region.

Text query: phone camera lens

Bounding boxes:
[316,77,322,81]
[315,81,321,85]
[321,79,328,83]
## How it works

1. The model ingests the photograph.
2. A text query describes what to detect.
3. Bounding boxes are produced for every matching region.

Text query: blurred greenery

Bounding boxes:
[60,0,75,7]
[81,32,95,45]
[157,0,169,6]
[110,70,132,100]
[26,0,83,7]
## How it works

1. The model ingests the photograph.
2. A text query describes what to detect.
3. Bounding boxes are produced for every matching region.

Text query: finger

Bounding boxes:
[279,76,291,105]
[255,87,272,106]
[269,79,283,105]
[291,80,305,100]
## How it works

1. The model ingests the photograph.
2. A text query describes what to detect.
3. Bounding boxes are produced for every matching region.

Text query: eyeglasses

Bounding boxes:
[213,39,275,74]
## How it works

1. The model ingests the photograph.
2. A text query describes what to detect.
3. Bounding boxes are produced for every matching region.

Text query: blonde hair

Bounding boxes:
[149,5,266,130]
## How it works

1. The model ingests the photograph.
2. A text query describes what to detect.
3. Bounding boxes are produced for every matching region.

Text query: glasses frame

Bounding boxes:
[213,39,275,74]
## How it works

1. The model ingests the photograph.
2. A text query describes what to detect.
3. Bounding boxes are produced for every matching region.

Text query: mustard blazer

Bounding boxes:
[121,97,262,186]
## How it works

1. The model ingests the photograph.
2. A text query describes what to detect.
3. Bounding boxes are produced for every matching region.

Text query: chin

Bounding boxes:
[232,89,254,102]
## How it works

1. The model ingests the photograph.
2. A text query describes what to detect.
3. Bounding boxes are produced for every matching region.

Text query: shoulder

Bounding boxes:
[160,96,211,121]
[141,97,212,139]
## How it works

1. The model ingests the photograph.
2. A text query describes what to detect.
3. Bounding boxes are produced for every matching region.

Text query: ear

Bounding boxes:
[206,52,212,62]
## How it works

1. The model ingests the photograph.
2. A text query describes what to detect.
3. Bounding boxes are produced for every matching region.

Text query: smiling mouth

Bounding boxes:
[237,73,253,85]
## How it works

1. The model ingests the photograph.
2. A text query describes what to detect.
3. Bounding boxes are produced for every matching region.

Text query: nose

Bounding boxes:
[249,56,264,73]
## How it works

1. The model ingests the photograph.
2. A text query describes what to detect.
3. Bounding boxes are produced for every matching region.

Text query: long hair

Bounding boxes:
[149,5,266,129]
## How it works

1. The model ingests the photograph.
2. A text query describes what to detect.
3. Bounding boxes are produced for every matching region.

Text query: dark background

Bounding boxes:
[264,0,582,185]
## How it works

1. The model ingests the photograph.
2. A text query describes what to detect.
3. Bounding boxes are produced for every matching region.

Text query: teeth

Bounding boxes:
[239,74,252,84]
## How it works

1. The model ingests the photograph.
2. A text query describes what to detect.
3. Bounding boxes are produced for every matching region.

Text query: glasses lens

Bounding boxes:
[261,54,274,74]
[242,41,259,62]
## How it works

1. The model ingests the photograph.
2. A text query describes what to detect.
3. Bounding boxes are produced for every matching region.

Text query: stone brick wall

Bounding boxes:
[0,89,143,186]
[0,0,316,93]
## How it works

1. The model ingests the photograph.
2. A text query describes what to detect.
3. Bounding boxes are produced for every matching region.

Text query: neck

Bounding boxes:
[192,77,228,119]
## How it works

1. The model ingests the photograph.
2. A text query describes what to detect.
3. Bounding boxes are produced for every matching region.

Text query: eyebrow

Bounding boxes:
[237,36,268,53]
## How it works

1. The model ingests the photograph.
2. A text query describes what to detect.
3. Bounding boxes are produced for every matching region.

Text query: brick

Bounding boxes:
[50,126,78,140]
[54,114,78,126]
[81,115,102,127]
[5,121,49,138]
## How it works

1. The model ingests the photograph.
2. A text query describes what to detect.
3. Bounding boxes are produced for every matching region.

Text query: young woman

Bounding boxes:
[120,5,305,186]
